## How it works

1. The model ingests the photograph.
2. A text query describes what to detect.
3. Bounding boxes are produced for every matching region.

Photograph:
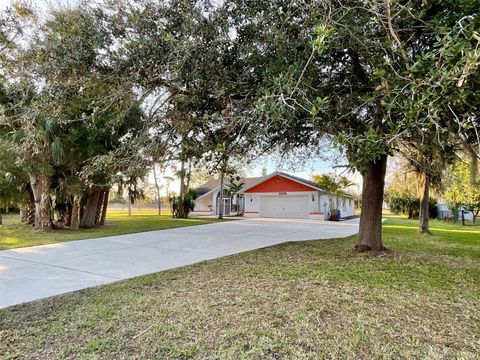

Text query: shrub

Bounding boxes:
[388,194,419,219]
[429,199,438,219]
[388,194,438,219]
[170,189,197,218]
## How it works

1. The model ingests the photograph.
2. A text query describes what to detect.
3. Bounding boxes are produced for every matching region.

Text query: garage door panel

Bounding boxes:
[260,195,308,218]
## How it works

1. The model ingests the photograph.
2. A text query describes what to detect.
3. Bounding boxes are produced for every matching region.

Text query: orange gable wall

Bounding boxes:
[245,175,317,193]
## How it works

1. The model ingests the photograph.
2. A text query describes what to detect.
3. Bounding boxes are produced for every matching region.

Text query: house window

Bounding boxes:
[342,198,346,207]
[349,199,351,206]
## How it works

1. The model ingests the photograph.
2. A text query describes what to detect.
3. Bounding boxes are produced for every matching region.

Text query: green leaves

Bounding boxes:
[338,129,391,172]
[445,160,480,220]
[312,23,333,55]
[41,118,58,140]
[50,139,65,165]
[310,96,329,117]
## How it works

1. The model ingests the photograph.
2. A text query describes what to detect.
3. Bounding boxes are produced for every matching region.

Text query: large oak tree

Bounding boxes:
[222,0,480,250]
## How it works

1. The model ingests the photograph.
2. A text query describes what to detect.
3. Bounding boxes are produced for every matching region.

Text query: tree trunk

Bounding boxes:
[152,164,162,216]
[179,158,187,197]
[128,192,132,217]
[65,196,73,227]
[80,189,102,228]
[30,175,52,231]
[462,140,479,185]
[419,174,430,234]
[471,153,478,185]
[20,184,35,225]
[185,159,192,192]
[218,159,226,220]
[94,189,105,226]
[356,155,388,251]
[70,194,81,230]
[79,202,85,223]
[0,212,2,225]
[99,188,109,226]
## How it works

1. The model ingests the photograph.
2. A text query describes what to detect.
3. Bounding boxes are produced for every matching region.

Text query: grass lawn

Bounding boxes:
[1,217,479,359]
[0,210,222,251]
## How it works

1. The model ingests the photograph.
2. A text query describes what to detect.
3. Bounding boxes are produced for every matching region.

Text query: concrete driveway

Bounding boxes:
[0,218,359,308]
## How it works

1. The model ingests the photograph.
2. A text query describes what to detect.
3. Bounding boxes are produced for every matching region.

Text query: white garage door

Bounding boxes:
[259,195,309,218]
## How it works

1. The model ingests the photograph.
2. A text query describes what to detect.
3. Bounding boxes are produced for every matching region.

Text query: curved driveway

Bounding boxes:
[0,218,359,308]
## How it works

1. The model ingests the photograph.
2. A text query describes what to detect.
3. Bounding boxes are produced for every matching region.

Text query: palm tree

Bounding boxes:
[312,174,340,193]
[313,174,356,194]
[338,178,356,190]
[312,173,356,212]
[228,180,245,213]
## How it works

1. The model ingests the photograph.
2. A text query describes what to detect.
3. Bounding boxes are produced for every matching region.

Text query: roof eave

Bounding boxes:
[239,171,326,194]
[196,184,235,200]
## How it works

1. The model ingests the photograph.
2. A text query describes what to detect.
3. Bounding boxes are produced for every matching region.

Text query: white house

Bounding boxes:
[192,171,355,220]
[437,201,474,221]
[192,176,262,216]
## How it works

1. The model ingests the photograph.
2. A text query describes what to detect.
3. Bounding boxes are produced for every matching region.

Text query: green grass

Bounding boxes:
[1,217,479,359]
[0,210,222,250]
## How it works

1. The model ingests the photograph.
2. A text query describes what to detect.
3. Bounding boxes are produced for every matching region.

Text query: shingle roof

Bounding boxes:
[276,171,326,192]
[195,176,265,197]
[196,179,221,197]
[196,171,354,198]
[237,171,326,193]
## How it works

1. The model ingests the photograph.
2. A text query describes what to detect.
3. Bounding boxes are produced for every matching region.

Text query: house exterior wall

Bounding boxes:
[192,194,214,215]
[245,175,318,193]
[317,194,355,219]
[192,188,244,216]
[243,192,355,220]
[342,196,355,217]
[322,194,356,218]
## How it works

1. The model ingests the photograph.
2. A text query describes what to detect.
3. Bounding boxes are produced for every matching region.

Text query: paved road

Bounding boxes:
[0,218,359,308]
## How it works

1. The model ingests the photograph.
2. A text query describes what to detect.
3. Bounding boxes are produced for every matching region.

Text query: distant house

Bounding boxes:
[192,171,355,220]
[437,201,474,221]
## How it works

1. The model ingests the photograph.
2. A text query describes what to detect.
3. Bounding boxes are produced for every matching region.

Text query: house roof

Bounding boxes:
[195,171,355,199]
[277,172,327,192]
[239,171,326,193]
[195,176,265,200]
[196,179,222,197]
[276,172,355,199]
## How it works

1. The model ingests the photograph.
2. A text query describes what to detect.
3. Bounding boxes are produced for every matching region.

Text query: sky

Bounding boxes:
[0,0,77,10]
